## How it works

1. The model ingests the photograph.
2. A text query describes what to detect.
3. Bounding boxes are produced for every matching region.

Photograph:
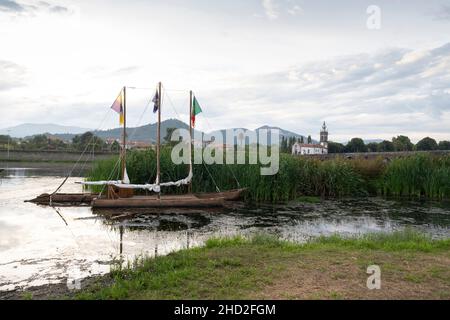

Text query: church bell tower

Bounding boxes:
[320,121,328,148]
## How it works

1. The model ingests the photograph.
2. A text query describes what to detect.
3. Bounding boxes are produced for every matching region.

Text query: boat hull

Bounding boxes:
[92,195,224,208]
[27,193,98,205]
[194,188,247,201]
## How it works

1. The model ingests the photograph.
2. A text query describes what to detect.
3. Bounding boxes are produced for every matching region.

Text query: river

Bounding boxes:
[0,164,449,292]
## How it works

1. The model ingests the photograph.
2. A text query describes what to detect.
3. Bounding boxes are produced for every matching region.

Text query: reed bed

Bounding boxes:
[86,149,449,202]
[381,154,450,200]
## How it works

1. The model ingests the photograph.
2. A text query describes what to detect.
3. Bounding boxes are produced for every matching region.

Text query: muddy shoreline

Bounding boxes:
[0,275,112,300]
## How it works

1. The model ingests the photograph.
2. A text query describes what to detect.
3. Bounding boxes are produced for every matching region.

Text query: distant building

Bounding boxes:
[292,122,329,155]
[320,121,328,149]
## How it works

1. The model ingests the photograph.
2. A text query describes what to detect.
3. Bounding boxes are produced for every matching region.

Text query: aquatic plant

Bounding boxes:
[381,154,450,200]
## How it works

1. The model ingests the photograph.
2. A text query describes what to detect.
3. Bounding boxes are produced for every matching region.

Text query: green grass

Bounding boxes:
[74,230,450,300]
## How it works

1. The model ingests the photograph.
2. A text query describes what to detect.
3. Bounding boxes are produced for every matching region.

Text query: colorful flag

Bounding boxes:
[152,90,159,113]
[191,96,203,127]
[111,90,124,125]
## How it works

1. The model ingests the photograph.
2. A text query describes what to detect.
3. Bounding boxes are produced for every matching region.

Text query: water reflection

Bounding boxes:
[0,172,449,292]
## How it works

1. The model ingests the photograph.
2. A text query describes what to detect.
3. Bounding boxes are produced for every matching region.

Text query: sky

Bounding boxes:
[0,0,449,143]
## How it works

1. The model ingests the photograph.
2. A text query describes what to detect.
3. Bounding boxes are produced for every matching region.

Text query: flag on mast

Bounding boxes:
[152,90,159,113]
[111,89,124,125]
[191,96,203,127]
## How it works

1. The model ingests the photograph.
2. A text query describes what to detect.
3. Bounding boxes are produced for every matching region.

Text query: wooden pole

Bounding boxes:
[189,90,193,193]
[156,82,162,197]
[122,86,127,181]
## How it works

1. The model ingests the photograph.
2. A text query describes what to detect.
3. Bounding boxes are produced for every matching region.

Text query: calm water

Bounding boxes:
[0,165,449,292]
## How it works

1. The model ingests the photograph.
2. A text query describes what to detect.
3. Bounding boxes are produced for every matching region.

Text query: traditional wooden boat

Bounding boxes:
[195,188,247,201]
[26,193,98,205]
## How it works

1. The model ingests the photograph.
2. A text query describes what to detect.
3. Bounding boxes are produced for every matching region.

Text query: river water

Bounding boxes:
[0,164,449,292]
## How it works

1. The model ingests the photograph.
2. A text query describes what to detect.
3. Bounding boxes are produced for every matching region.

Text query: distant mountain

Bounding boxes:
[0,123,90,138]
[92,119,197,143]
[206,125,314,145]
[5,120,312,145]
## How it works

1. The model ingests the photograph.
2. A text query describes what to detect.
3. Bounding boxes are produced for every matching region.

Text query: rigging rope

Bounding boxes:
[51,107,114,195]
[201,104,241,189]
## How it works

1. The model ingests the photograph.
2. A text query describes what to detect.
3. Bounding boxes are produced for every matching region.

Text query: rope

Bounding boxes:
[200,103,241,189]
[51,108,114,195]
[202,162,221,193]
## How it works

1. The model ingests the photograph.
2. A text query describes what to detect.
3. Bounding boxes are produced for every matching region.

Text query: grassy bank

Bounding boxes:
[75,231,450,300]
[87,149,450,202]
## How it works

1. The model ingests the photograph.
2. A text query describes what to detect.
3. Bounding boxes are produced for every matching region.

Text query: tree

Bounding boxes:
[438,140,450,150]
[366,142,379,153]
[392,135,413,151]
[346,138,367,153]
[300,136,304,144]
[29,134,49,149]
[377,140,395,152]
[0,135,11,145]
[416,137,438,151]
[307,135,312,144]
[328,141,345,153]
[110,140,121,152]
[72,132,106,151]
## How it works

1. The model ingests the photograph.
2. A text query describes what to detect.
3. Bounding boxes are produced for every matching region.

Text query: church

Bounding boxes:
[292,122,329,155]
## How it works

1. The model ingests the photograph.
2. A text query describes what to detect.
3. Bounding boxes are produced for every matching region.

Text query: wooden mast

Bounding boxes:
[121,86,127,180]
[189,90,193,193]
[156,82,162,197]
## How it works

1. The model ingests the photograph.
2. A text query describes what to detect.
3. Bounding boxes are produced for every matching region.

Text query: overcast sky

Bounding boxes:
[0,0,449,142]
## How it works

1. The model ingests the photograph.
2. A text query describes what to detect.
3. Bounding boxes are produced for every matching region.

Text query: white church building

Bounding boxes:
[292,122,329,155]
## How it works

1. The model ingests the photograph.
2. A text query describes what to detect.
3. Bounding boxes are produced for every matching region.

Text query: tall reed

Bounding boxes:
[381,154,450,200]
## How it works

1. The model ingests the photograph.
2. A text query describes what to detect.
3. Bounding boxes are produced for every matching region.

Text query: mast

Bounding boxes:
[189,90,193,193]
[156,82,162,194]
[121,86,127,180]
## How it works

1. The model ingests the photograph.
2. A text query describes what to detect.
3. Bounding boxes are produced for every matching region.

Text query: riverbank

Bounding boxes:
[7,230,449,300]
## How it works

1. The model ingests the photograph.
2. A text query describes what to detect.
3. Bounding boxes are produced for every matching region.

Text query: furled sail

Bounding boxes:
[78,169,193,193]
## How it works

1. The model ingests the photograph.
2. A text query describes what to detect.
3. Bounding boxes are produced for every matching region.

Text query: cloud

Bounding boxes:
[0,0,70,15]
[0,60,27,91]
[434,4,450,21]
[0,0,24,12]
[262,0,279,20]
[261,0,303,20]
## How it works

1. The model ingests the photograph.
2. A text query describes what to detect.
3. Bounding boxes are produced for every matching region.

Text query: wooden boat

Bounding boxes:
[195,188,247,201]
[91,194,224,208]
[27,193,98,205]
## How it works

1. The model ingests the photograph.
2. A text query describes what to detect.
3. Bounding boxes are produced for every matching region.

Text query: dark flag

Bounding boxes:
[152,90,159,113]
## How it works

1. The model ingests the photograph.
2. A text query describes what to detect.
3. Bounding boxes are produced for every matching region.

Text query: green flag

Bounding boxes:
[191,96,203,127]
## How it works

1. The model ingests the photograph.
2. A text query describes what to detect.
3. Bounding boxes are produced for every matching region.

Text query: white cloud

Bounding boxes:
[262,0,279,20]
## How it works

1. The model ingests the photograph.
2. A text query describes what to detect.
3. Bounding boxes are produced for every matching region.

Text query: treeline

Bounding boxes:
[329,136,450,154]
[0,132,120,152]
[280,135,312,153]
